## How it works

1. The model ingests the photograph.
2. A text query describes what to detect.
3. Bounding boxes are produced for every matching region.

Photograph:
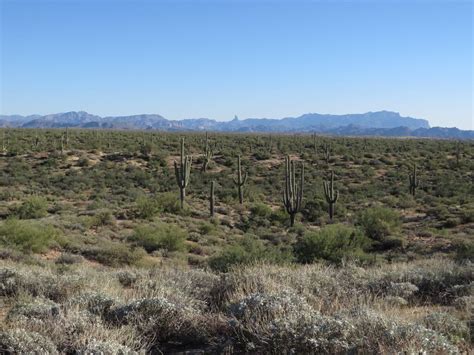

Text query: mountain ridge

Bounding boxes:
[1,110,472,139]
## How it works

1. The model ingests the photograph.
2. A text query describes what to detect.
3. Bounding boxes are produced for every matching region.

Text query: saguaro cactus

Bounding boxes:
[60,134,65,154]
[282,156,304,227]
[233,155,248,204]
[2,131,7,154]
[209,180,215,217]
[202,132,213,172]
[34,133,39,149]
[323,170,339,220]
[323,143,331,164]
[174,138,192,209]
[65,127,69,148]
[455,141,462,167]
[408,164,419,196]
[268,134,273,153]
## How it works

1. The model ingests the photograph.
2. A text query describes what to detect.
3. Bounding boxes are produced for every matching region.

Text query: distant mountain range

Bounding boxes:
[0,110,472,139]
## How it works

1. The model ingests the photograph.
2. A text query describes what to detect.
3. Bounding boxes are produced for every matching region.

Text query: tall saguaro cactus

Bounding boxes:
[233,155,248,204]
[455,141,462,167]
[268,134,273,153]
[323,143,331,164]
[209,180,215,217]
[60,134,65,155]
[323,170,339,220]
[408,164,419,196]
[174,138,192,209]
[282,156,304,227]
[33,133,39,150]
[2,130,7,154]
[202,132,213,172]
[65,127,69,148]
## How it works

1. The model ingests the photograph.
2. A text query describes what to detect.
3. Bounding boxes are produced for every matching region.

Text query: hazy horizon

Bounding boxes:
[0,109,438,127]
[1,0,472,129]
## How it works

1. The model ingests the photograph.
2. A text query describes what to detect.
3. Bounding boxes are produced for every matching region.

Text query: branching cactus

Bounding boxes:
[282,155,304,227]
[408,164,419,196]
[209,180,215,217]
[65,127,69,148]
[233,155,248,204]
[174,138,192,209]
[202,132,213,172]
[323,170,339,220]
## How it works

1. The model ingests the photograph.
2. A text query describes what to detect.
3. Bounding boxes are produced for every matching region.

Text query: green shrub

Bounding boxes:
[209,235,292,272]
[55,253,84,265]
[378,236,406,250]
[16,196,48,219]
[294,224,371,264]
[82,242,146,266]
[269,208,289,225]
[253,151,271,160]
[460,206,474,223]
[139,142,153,156]
[129,223,186,253]
[136,196,161,219]
[454,241,474,261]
[0,219,59,253]
[250,203,272,218]
[77,157,90,167]
[156,192,181,214]
[199,222,217,235]
[444,217,461,228]
[91,209,115,227]
[356,207,401,241]
[301,200,326,222]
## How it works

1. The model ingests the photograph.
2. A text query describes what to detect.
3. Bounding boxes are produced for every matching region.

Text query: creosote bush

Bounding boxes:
[16,195,48,219]
[129,223,186,253]
[0,219,60,253]
[136,196,161,219]
[356,206,401,242]
[294,224,371,264]
[208,235,292,272]
[81,241,146,266]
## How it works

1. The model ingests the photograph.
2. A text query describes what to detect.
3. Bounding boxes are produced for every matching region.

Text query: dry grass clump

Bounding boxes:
[0,257,471,353]
[0,328,59,354]
[75,339,137,355]
[0,266,87,301]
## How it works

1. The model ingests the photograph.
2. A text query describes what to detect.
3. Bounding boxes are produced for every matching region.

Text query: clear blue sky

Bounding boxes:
[1,0,472,129]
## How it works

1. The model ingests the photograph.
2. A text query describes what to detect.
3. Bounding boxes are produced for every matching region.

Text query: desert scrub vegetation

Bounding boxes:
[0,258,471,353]
[15,195,49,219]
[0,129,473,352]
[294,224,372,264]
[0,219,60,253]
[128,223,187,254]
[208,234,293,272]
